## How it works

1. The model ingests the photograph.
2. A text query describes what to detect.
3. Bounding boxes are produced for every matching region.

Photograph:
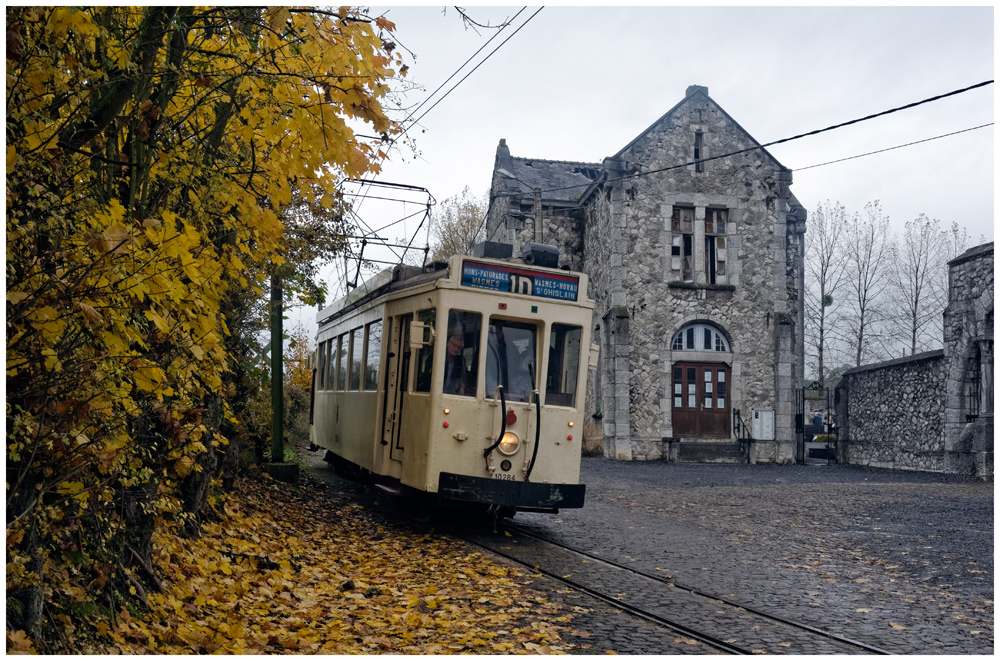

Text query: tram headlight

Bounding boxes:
[498,432,520,456]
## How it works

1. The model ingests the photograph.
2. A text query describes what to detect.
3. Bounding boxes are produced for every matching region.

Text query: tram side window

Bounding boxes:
[414,308,437,393]
[348,327,363,391]
[334,334,347,390]
[363,320,382,391]
[326,337,340,390]
[444,310,481,397]
[317,341,327,390]
[546,324,582,407]
[486,319,537,403]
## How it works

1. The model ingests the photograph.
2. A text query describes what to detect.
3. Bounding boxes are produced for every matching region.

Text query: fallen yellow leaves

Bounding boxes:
[90,472,579,654]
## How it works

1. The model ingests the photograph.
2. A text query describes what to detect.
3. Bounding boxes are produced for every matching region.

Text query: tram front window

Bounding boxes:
[443,310,481,397]
[546,324,582,407]
[486,319,536,402]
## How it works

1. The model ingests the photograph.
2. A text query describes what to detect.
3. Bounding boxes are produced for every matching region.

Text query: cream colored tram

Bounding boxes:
[310,246,597,514]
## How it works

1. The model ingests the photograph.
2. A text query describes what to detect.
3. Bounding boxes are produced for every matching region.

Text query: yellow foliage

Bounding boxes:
[95,476,580,654]
[6,6,403,650]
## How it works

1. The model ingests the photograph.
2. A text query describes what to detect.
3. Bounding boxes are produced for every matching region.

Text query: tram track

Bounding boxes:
[452,522,893,655]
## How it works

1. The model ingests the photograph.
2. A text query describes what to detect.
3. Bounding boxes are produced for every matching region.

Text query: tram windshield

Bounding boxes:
[486,319,536,402]
[443,310,481,397]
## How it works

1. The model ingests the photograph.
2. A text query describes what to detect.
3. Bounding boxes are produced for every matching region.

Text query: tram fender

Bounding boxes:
[438,472,586,509]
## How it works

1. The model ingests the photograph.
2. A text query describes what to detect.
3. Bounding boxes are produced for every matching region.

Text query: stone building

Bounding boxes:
[834,242,993,477]
[486,85,807,462]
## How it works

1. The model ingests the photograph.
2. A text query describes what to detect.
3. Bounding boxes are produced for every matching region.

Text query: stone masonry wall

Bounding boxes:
[836,351,946,472]
[942,242,994,477]
[585,92,803,461]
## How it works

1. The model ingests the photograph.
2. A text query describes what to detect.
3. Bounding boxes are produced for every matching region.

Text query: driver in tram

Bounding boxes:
[444,328,471,395]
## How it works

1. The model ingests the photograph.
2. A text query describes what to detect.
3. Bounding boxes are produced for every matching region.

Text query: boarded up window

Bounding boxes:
[671,206,695,282]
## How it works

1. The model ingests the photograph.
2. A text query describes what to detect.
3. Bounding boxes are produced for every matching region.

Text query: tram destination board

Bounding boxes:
[461,260,579,301]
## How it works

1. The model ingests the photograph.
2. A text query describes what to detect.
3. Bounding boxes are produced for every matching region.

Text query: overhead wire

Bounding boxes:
[530,80,995,196]
[398,7,543,142]
[395,7,527,137]
[475,80,994,239]
[335,8,542,291]
[795,122,993,172]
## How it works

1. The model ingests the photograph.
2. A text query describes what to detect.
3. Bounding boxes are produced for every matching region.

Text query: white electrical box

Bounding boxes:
[752,408,774,440]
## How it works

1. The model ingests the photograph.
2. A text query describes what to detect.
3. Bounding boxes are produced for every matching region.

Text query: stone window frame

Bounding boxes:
[670,206,695,281]
[704,208,728,285]
[670,321,731,353]
[667,202,733,287]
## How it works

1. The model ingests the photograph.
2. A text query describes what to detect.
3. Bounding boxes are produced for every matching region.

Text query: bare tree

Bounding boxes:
[805,200,848,385]
[429,186,488,262]
[839,201,895,366]
[887,215,968,355]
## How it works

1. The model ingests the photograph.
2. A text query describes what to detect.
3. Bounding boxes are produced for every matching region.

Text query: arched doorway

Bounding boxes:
[670,322,731,438]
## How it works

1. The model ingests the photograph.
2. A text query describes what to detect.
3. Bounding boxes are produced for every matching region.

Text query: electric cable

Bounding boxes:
[399,7,544,141]
[529,80,994,196]
[397,7,526,133]
[795,123,993,172]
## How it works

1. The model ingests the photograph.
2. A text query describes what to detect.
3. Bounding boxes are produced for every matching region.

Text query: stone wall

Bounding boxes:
[942,242,994,477]
[834,241,993,477]
[835,351,946,472]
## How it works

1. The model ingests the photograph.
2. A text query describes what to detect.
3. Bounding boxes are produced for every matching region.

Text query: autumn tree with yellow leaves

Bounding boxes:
[6,6,402,648]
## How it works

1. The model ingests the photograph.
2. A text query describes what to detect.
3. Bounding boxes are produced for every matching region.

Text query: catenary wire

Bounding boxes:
[475,82,993,241]
[340,8,527,230]
[532,80,994,196]
[326,9,542,292]
[396,7,526,133]
[795,123,993,172]
[400,7,544,141]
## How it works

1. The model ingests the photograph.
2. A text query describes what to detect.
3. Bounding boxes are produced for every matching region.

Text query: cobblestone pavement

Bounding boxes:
[514,458,994,654]
[297,446,993,654]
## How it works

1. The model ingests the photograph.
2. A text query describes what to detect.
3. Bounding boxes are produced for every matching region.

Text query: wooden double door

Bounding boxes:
[671,362,731,438]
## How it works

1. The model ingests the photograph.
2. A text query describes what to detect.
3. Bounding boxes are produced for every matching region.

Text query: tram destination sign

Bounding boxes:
[461,260,579,302]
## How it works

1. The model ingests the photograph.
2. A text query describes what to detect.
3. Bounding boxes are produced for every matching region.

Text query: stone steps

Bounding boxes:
[676,442,746,463]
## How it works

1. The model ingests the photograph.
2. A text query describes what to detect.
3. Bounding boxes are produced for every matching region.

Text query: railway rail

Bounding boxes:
[452,523,893,655]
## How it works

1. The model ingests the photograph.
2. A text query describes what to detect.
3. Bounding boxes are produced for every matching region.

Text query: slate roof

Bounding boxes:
[494,87,793,209]
[494,139,601,205]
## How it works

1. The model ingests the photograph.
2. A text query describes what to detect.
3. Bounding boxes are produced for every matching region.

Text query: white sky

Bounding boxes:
[298,4,995,333]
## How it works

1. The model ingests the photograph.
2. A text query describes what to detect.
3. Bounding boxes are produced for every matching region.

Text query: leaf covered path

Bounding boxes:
[95,470,586,654]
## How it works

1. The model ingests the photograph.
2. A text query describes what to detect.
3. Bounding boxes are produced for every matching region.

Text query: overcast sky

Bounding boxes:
[303,4,994,329]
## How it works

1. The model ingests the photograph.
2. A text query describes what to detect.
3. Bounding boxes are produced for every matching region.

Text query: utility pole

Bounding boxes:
[270,274,284,463]
[264,272,299,482]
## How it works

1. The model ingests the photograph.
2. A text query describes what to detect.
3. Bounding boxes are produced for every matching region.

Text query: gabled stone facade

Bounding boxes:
[486,86,806,462]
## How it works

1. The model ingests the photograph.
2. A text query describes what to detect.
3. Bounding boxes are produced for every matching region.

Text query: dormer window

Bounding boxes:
[671,322,730,352]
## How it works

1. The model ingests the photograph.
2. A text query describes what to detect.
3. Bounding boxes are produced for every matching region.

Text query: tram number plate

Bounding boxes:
[492,472,515,481]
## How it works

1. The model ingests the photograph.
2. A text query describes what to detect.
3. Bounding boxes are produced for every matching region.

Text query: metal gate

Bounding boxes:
[796,381,837,464]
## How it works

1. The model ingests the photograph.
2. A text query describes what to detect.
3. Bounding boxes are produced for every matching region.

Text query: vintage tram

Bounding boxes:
[309,243,597,516]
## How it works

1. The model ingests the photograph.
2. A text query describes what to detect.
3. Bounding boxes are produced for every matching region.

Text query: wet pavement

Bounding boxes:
[297,446,993,654]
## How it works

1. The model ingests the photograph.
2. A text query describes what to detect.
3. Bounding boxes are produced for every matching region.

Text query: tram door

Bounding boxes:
[381,313,410,462]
